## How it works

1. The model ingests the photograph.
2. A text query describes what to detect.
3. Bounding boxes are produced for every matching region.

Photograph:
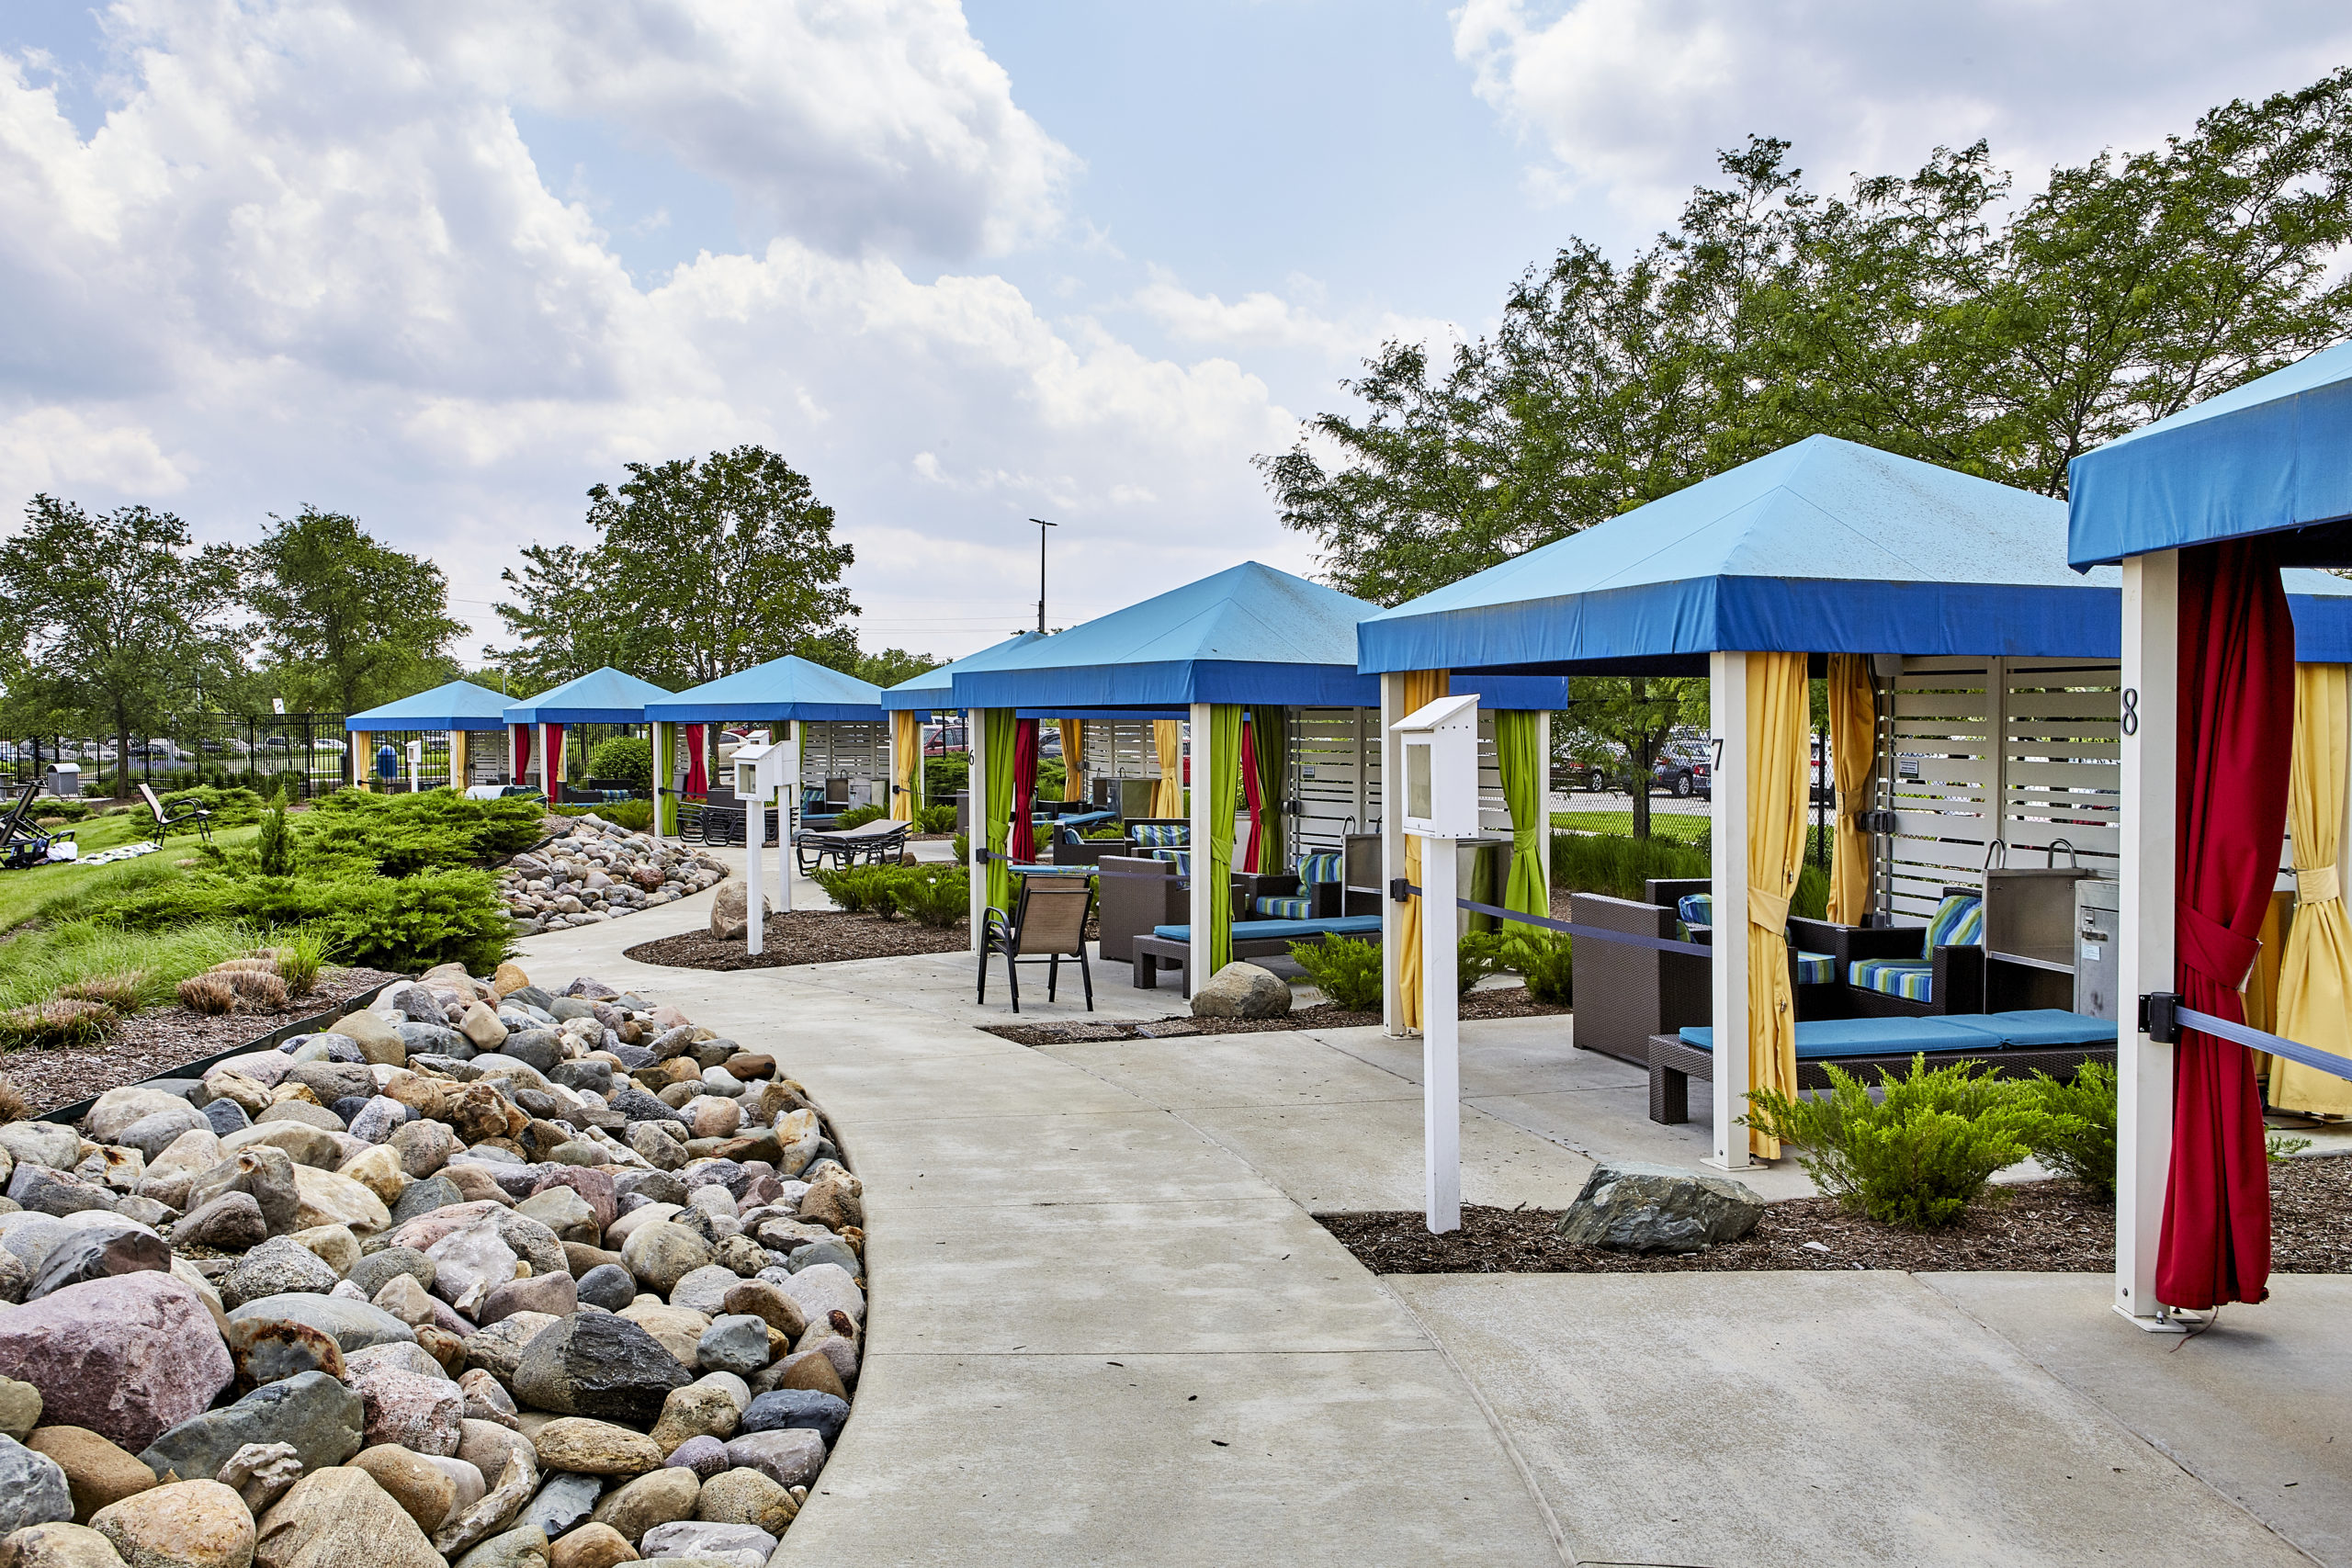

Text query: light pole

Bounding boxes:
[1029,517,1057,634]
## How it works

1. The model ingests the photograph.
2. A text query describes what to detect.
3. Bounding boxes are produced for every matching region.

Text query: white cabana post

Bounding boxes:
[650,722,665,845]
[2116,551,2182,1326]
[782,719,800,914]
[1707,651,1753,1172]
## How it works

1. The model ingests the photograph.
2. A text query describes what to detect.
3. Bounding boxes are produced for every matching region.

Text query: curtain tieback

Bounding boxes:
[2179,902,2262,992]
[1747,888,1792,933]
[2293,863,2342,905]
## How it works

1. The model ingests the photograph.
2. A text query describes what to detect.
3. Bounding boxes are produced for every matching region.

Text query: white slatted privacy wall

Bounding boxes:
[1292,707,1374,857]
[1475,711,1509,836]
[1080,721,1159,782]
[798,722,885,791]
[1879,658,2120,920]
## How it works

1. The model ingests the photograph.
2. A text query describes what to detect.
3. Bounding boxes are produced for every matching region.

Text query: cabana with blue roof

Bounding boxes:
[954,561,1569,998]
[644,656,887,842]
[2068,340,2352,1329]
[345,679,512,792]
[1361,434,2352,1227]
[501,667,674,803]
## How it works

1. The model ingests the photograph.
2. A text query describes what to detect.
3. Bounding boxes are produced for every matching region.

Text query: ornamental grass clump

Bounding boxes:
[176,973,239,1015]
[56,971,145,1012]
[0,1074,27,1122]
[0,998,112,1049]
[1744,1055,2074,1229]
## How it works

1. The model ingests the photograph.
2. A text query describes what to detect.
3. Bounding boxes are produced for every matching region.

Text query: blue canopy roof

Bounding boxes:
[502,667,673,726]
[954,561,1570,710]
[646,656,883,725]
[879,632,1045,715]
[345,680,512,733]
[2069,342,2352,568]
[1360,437,2142,676]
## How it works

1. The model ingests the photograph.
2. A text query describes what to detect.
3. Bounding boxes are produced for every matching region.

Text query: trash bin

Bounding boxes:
[44,762,80,797]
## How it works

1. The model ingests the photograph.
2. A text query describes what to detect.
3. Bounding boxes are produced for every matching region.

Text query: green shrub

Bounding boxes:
[1458,931,1510,994]
[587,735,652,788]
[263,927,330,996]
[887,868,969,928]
[925,754,969,800]
[304,789,546,874]
[161,784,268,829]
[1792,862,1829,921]
[256,804,297,877]
[833,804,887,829]
[2022,1061,2117,1196]
[1501,927,1573,1005]
[310,870,514,973]
[1290,936,1382,1010]
[951,832,969,863]
[1083,826,1126,840]
[918,803,957,833]
[1745,1056,2067,1228]
[812,866,893,914]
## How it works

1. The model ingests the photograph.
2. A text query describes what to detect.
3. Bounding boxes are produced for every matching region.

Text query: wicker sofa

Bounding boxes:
[1094,854,1191,965]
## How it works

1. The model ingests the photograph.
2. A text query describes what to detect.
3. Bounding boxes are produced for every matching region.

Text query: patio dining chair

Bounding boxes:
[978,877,1096,1014]
[136,782,211,847]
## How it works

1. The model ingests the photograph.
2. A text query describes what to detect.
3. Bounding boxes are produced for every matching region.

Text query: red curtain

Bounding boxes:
[2158,538,2294,1312]
[1240,722,1264,873]
[512,725,531,783]
[545,724,566,794]
[684,725,707,796]
[1011,719,1038,864]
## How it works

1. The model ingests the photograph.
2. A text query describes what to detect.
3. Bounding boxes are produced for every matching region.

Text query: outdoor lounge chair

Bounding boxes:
[0,783,74,871]
[978,877,1095,1013]
[795,818,910,874]
[1235,851,1344,920]
[1096,853,1190,964]
[137,782,210,847]
[1643,1009,2118,1123]
[1785,887,1986,1017]
[1133,915,1385,997]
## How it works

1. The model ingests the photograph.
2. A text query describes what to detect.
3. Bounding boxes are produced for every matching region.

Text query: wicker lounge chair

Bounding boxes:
[978,876,1095,1013]
[1095,853,1189,964]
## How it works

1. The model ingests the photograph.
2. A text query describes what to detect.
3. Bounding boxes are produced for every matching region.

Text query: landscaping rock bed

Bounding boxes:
[0,961,862,1566]
[1317,1155,2352,1274]
[626,914,969,972]
[502,817,727,935]
[6,969,404,1117]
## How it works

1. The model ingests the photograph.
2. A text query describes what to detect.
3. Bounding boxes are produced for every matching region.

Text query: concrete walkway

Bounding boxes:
[517,877,2345,1567]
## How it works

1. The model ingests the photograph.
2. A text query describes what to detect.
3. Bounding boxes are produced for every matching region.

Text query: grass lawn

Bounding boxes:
[1550,809,1709,843]
[0,808,259,935]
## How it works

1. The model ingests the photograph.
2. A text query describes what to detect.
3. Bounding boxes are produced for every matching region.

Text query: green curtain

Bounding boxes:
[1249,705,1287,873]
[1495,708,1546,924]
[1208,704,1242,975]
[984,706,1016,917]
[657,721,677,835]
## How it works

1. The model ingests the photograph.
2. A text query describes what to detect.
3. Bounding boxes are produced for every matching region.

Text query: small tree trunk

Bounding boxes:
[115,706,132,800]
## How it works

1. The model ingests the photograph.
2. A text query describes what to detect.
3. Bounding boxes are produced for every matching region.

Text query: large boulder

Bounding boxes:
[512,1314,691,1427]
[0,1274,235,1453]
[707,882,768,942]
[88,1479,255,1568]
[226,1295,415,1354]
[253,1466,445,1568]
[1191,961,1292,1020]
[139,1372,364,1483]
[0,1434,75,1533]
[1555,1160,1766,1254]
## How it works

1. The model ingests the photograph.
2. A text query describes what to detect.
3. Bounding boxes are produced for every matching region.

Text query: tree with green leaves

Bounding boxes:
[245,507,466,716]
[0,496,243,796]
[1264,70,2352,607]
[1566,676,1710,840]
[492,446,859,691]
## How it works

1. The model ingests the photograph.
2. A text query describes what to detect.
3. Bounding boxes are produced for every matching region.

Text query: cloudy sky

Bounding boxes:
[3,1,2348,662]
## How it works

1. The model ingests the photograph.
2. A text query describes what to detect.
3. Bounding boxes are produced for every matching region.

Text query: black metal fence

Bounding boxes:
[4,714,350,801]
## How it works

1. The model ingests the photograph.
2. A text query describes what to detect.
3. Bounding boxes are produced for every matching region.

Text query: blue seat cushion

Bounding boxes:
[1793,951,1835,986]
[1132,823,1189,848]
[1150,848,1191,875]
[1925,892,1984,950]
[1151,916,1385,943]
[1678,1010,2115,1057]
[1255,896,1313,919]
[1851,958,1933,1001]
[1677,893,1713,927]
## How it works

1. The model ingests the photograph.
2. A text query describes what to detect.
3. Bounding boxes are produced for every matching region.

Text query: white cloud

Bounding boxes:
[0,3,1311,658]
[1454,0,2352,215]
[1129,269,1463,361]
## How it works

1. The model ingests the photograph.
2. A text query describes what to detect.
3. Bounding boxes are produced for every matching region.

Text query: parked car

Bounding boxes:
[1555,757,1611,793]
[1645,741,1712,798]
[923,721,967,756]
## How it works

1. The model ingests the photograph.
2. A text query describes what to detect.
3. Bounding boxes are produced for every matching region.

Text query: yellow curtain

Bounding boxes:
[1396,670,1448,1030]
[2274,662,2352,1115]
[449,730,467,792]
[1747,652,1806,1158]
[1152,720,1184,818]
[352,731,372,793]
[1826,653,1875,925]
[890,711,919,821]
[1062,718,1086,805]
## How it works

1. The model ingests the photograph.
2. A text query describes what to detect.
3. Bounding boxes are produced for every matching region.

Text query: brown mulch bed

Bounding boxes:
[625,912,970,971]
[983,983,1568,1045]
[4,966,403,1114]
[1317,1155,2352,1275]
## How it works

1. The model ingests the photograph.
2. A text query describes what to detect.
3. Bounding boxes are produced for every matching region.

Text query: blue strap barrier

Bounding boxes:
[2142,992,2352,1084]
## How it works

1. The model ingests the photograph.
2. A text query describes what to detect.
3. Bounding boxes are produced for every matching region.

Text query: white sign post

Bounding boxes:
[1393,692,1481,1235]
[732,740,786,955]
